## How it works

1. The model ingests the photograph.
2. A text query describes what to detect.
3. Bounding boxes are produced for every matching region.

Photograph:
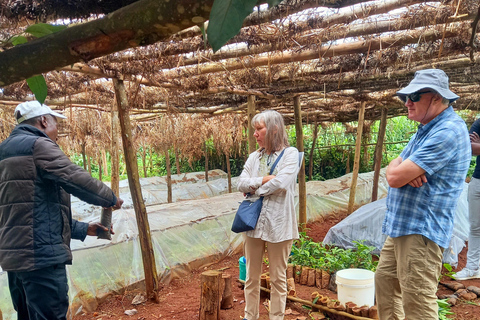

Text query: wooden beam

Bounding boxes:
[294,96,307,231]
[112,78,159,302]
[348,101,366,214]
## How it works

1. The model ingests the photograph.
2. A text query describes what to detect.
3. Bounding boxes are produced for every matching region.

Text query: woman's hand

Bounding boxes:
[262,175,275,185]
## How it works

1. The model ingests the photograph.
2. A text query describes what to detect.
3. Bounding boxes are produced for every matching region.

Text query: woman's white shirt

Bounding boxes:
[237,147,300,243]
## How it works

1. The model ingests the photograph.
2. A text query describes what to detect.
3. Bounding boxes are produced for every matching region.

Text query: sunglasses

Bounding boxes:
[398,90,432,103]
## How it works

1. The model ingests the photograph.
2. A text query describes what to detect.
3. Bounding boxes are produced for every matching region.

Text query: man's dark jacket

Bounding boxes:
[0,124,117,271]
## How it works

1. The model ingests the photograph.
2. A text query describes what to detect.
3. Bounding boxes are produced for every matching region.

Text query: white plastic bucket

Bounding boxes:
[335,268,375,307]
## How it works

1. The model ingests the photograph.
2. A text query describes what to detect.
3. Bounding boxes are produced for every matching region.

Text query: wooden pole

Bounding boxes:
[113,78,159,302]
[372,107,388,202]
[347,101,366,214]
[294,96,307,232]
[199,270,222,320]
[175,148,181,174]
[247,95,256,154]
[226,153,232,193]
[204,141,209,182]
[308,119,319,180]
[165,149,172,203]
[111,103,120,196]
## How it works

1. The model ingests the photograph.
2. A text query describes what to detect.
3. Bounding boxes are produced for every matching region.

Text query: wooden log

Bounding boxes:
[294,265,302,283]
[114,78,158,302]
[199,270,222,320]
[300,266,309,285]
[97,207,112,240]
[348,101,366,214]
[307,268,316,286]
[220,274,233,310]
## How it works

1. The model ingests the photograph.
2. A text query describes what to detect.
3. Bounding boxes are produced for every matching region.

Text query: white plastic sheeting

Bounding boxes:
[0,169,391,319]
[323,183,470,267]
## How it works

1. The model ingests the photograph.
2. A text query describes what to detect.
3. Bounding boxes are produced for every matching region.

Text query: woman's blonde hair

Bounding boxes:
[251,110,289,154]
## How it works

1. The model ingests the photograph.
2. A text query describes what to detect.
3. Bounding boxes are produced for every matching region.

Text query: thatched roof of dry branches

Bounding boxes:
[0,0,480,158]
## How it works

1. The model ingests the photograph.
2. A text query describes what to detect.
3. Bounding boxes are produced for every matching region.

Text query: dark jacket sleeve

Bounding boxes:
[33,137,117,207]
[72,219,89,241]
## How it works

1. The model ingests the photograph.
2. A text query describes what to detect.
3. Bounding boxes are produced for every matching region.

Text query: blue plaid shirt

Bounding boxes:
[383,107,471,248]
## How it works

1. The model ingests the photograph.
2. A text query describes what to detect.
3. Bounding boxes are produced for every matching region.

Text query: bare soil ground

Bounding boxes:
[72,211,480,320]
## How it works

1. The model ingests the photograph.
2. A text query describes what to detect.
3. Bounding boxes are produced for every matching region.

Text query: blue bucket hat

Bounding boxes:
[396,69,459,103]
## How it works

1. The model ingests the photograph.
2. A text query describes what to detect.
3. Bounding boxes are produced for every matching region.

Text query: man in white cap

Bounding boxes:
[375,69,471,319]
[0,101,123,320]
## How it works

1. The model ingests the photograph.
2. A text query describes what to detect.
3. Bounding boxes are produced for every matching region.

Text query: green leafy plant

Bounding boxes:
[437,299,454,320]
[442,263,456,280]
[289,233,378,274]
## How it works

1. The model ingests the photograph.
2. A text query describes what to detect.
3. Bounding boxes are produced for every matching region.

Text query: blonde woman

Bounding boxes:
[237,110,300,320]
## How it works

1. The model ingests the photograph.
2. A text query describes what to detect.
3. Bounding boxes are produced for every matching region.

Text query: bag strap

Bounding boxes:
[269,148,287,175]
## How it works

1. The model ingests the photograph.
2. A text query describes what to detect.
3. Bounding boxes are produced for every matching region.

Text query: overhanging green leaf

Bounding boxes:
[26,75,48,104]
[207,0,257,52]
[268,0,283,7]
[11,35,28,46]
[25,23,67,38]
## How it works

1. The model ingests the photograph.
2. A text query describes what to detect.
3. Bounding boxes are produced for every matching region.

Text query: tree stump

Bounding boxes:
[199,270,222,320]
[221,274,233,309]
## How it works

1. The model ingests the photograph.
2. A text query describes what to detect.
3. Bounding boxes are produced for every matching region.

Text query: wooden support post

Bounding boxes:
[199,270,222,320]
[247,95,256,154]
[372,107,388,202]
[226,153,232,193]
[111,103,120,196]
[113,78,159,302]
[165,149,172,203]
[308,119,319,181]
[294,96,307,232]
[204,141,209,182]
[220,274,233,309]
[347,101,366,214]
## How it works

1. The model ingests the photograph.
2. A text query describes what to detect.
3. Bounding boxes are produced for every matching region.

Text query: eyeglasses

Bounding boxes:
[398,91,433,103]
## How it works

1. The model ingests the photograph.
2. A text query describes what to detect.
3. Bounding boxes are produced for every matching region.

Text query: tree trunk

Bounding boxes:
[113,78,159,302]
[348,101,366,214]
[220,274,233,310]
[309,120,319,180]
[87,156,92,176]
[199,270,222,320]
[165,149,172,203]
[294,96,307,232]
[372,107,387,201]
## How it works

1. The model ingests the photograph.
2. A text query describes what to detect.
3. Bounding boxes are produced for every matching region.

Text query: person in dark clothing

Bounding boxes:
[0,101,124,320]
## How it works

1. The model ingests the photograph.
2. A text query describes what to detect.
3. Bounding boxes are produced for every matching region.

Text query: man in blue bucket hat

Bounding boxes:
[375,69,471,320]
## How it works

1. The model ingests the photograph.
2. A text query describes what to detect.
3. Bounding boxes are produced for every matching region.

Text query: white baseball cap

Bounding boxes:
[14,101,67,124]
